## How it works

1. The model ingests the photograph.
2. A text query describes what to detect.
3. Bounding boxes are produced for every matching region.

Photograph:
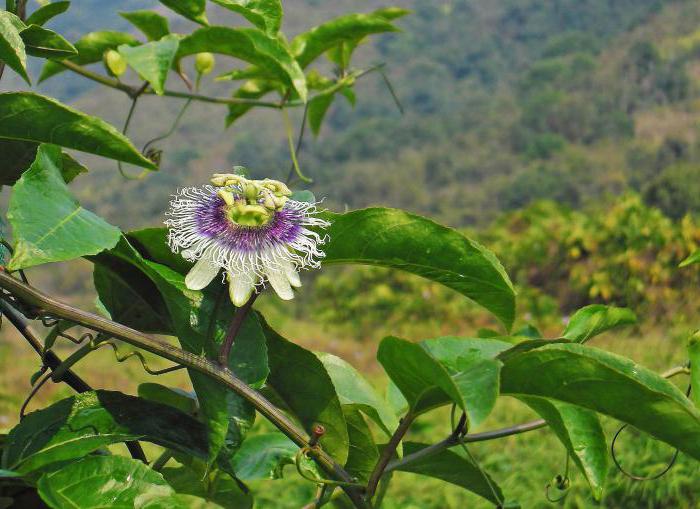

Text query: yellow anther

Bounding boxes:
[217,189,235,206]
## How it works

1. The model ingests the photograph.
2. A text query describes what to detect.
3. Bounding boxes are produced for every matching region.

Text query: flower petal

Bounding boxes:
[281,258,301,288]
[185,254,219,290]
[229,271,255,307]
[265,264,294,300]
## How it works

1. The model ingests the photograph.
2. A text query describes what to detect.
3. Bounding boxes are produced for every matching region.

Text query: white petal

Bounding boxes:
[265,264,294,300]
[229,272,255,307]
[281,258,301,288]
[185,255,219,290]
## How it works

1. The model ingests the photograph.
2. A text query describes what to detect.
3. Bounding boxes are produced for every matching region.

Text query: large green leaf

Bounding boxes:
[680,250,700,267]
[39,30,139,82]
[2,390,209,475]
[343,407,378,484]
[25,1,71,26]
[138,383,198,416]
[210,0,282,35]
[0,11,29,84]
[260,318,349,464]
[94,237,267,463]
[500,342,700,459]
[7,144,120,271]
[178,26,306,102]
[317,352,398,437]
[159,0,208,25]
[308,91,335,136]
[377,337,503,428]
[92,260,172,334]
[231,432,298,480]
[291,12,400,68]
[119,10,170,41]
[563,304,637,343]
[162,466,252,508]
[517,397,607,500]
[20,24,77,59]
[37,455,176,509]
[0,93,156,169]
[393,442,504,505]
[119,35,179,95]
[323,208,516,330]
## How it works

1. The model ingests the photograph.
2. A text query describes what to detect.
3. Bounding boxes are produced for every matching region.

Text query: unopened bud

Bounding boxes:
[195,52,215,75]
[104,49,127,77]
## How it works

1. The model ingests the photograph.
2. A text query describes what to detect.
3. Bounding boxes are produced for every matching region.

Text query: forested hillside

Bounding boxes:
[4,0,697,230]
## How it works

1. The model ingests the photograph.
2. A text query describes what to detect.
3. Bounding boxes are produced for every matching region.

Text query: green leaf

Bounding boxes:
[3,390,210,475]
[225,80,274,127]
[159,0,208,25]
[37,455,175,509]
[291,13,400,68]
[0,92,156,170]
[231,433,298,480]
[118,35,179,95]
[317,352,398,437]
[0,469,20,478]
[139,383,198,415]
[93,261,172,334]
[393,442,504,505]
[689,332,700,409]
[94,237,267,463]
[25,2,71,26]
[323,208,516,330]
[210,0,282,35]
[308,92,335,136]
[39,30,139,82]
[162,467,252,508]
[119,10,170,41]
[563,304,637,343]
[60,153,88,183]
[20,25,77,59]
[681,250,700,267]
[500,342,700,460]
[517,397,607,500]
[0,11,30,84]
[260,318,349,464]
[343,407,378,483]
[7,144,120,271]
[378,337,503,428]
[178,27,306,102]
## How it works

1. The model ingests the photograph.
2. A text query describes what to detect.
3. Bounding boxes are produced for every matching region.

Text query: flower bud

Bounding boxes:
[195,52,216,75]
[104,49,127,77]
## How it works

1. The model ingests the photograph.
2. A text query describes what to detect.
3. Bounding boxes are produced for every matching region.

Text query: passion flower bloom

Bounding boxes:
[165,173,329,306]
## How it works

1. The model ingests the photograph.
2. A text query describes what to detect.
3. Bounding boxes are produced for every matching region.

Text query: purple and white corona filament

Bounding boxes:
[165,173,329,306]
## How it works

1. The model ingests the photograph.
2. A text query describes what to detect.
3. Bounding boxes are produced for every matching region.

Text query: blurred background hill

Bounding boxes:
[2,1,700,507]
[4,0,698,335]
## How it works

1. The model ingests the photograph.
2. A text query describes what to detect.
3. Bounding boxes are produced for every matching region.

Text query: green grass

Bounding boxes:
[1,318,699,508]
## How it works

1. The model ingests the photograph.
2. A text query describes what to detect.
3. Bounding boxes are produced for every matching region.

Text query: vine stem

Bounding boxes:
[0,296,148,463]
[218,291,258,367]
[0,272,369,509]
[57,61,284,108]
[366,411,415,500]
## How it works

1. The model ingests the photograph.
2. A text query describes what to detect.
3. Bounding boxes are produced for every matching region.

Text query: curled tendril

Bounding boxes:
[545,453,571,503]
[294,447,363,488]
[20,369,52,420]
[40,316,184,379]
[610,374,691,482]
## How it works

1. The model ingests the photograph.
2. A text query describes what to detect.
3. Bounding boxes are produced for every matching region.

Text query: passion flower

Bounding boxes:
[165,173,329,306]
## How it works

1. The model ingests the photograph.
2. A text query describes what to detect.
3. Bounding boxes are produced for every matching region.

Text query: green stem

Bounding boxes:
[366,411,415,500]
[0,272,369,509]
[151,450,173,471]
[58,60,283,108]
[282,108,312,184]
